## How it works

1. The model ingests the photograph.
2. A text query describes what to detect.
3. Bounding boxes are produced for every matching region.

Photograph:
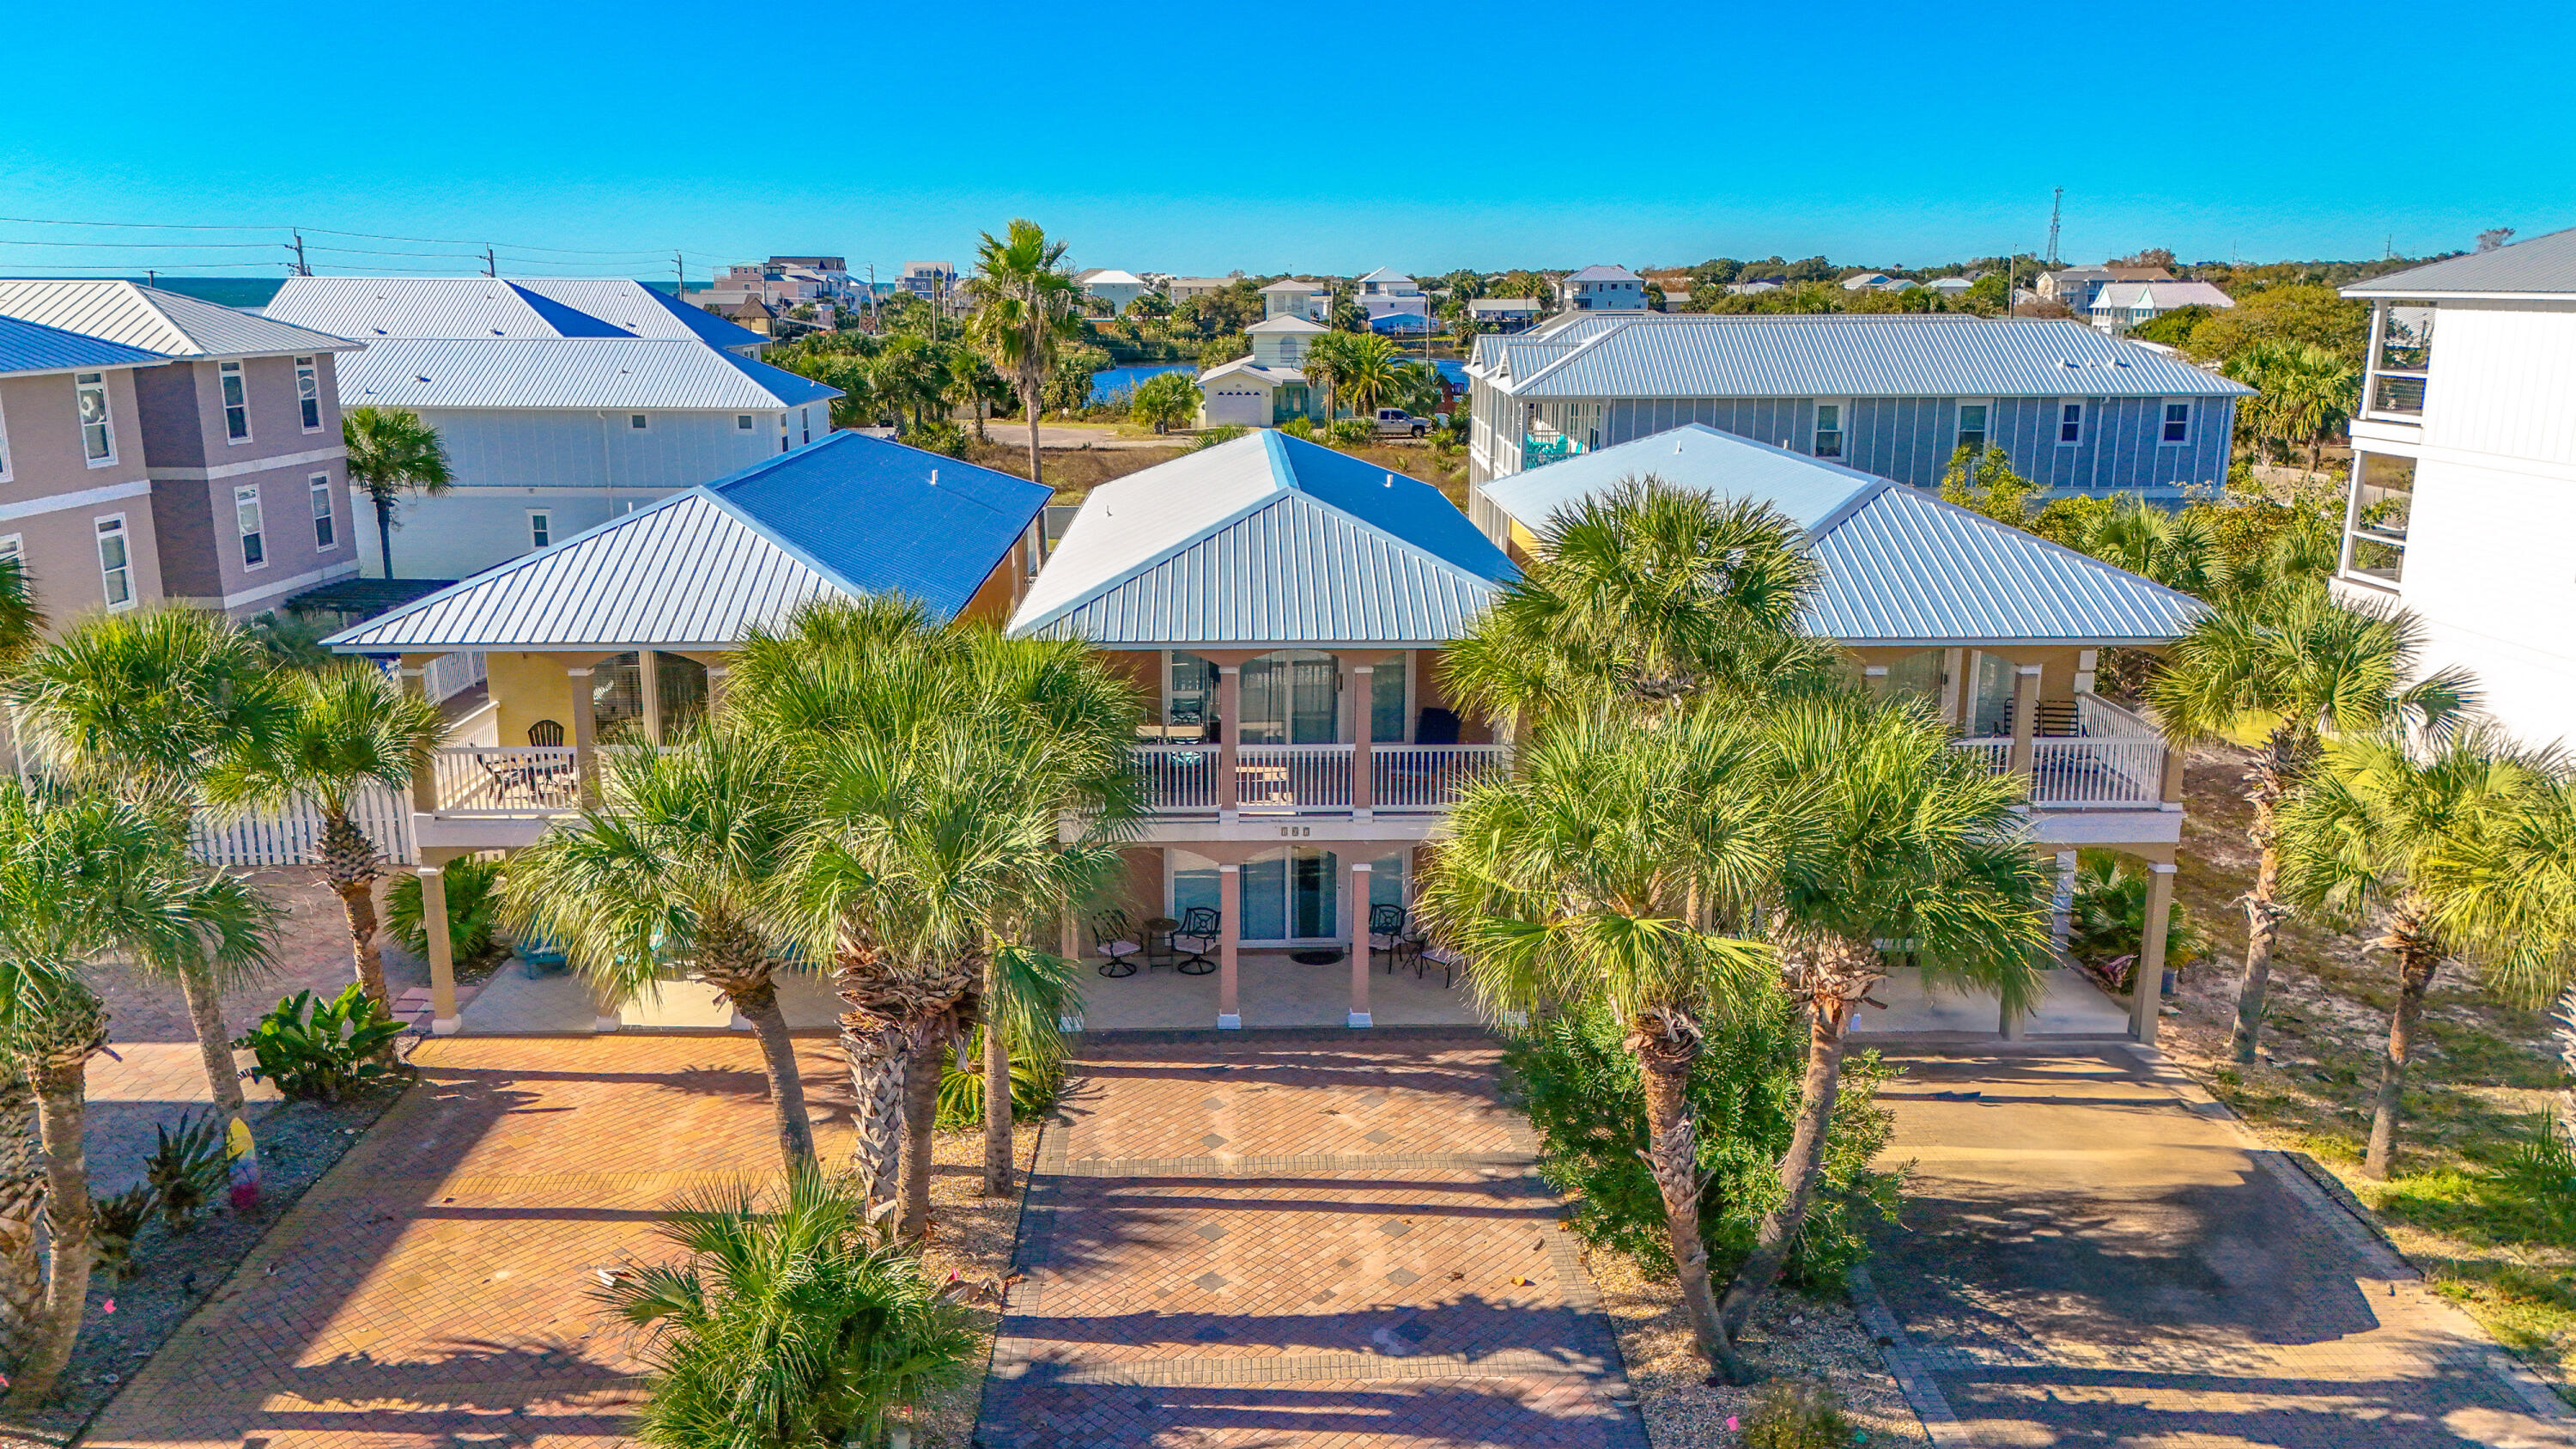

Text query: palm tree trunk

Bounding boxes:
[2230,733,2295,1063]
[177,960,246,1117]
[1024,377,1045,490]
[901,1040,940,1239]
[2366,918,2441,1179]
[333,877,392,1008]
[374,493,398,579]
[1631,1020,1745,1384]
[2552,979,2576,1148]
[710,965,815,1172]
[1719,994,1855,1340]
[0,1065,41,1369]
[981,955,1012,1196]
[840,1011,911,1203]
[12,1055,94,1403]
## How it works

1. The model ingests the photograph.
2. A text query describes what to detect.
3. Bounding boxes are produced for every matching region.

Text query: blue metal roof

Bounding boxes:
[325,431,1046,651]
[1480,425,2203,647]
[0,314,166,376]
[1011,430,1516,647]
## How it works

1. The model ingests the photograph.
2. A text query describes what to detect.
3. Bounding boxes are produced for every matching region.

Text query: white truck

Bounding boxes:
[1369,407,1431,438]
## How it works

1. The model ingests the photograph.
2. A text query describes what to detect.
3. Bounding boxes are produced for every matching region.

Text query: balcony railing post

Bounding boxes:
[1350,662,1375,819]
[2008,663,2042,782]
[398,660,438,813]
[568,665,600,808]
[1217,665,1240,823]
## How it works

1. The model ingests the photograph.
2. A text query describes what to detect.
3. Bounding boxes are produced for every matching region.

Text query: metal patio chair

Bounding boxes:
[1091,910,1142,978]
[1171,907,1220,976]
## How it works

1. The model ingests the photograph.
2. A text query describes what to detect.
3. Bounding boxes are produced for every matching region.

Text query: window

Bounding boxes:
[95,515,133,608]
[310,474,336,549]
[529,511,551,549]
[629,413,649,429]
[295,356,322,431]
[2057,400,2084,445]
[234,484,265,568]
[800,407,811,445]
[1955,401,1987,456]
[1813,402,1844,458]
[2343,453,2413,584]
[2160,400,2191,444]
[736,414,754,430]
[218,361,251,441]
[0,535,21,565]
[75,373,113,464]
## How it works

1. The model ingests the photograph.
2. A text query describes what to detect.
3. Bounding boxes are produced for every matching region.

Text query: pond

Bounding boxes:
[1090,362,1200,405]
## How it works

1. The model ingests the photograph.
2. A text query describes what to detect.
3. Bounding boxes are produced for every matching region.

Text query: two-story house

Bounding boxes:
[1194,317,1329,428]
[1353,268,1429,324]
[0,280,366,618]
[1258,279,1330,322]
[1465,312,2249,502]
[2089,281,2234,334]
[1078,270,1154,314]
[2336,225,2576,748]
[325,429,1049,1032]
[0,314,171,622]
[1562,265,1648,311]
[261,277,837,580]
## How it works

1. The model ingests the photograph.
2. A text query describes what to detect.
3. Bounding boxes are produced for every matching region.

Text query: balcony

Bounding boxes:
[428,746,585,815]
[1129,743,1510,816]
[1952,695,2170,810]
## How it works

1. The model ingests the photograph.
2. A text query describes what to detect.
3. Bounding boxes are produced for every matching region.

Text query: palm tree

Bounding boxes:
[2077,494,2217,597]
[2281,730,2576,1177]
[504,728,821,1171]
[1333,332,1407,422]
[597,1165,980,1448]
[964,220,1083,487]
[0,1059,36,1367]
[0,787,275,1402]
[1716,691,2051,1337]
[0,556,42,661]
[1419,703,1784,1382]
[2225,340,2361,476]
[2424,766,2576,1147]
[1301,330,1361,421]
[945,345,1009,441]
[343,405,454,578]
[2147,590,2474,1062]
[10,606,288,1115]
[206,663,447,1008]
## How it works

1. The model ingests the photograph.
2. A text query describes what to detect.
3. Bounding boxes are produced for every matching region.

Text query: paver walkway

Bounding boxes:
[980,1031,1648,1448]
[1868,1046,2572,1448]
[82,1033,858,1448]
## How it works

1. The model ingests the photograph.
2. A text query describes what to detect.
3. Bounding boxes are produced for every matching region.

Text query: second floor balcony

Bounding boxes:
[1129,742,1510,816]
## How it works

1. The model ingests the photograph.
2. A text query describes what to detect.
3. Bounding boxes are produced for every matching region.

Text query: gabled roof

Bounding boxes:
[1198,358,1302,386]
[2092,281,2234,310]
[1567,265,1643,283]
[2344,226,2576,299]
[333,337,835,411]
[1083,270,1149,288]
[1479,424,2202,647]
[325,430,1047,651]
[1354,267,1414,286]
[1010,430,1515,647]
[0,280,357,359]
[263,277,767,350]
[1246,315,1327,334]
[1260,279,1327,294]
[0,314,167,377]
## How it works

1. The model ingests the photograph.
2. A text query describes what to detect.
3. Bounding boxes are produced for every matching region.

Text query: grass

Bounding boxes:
[2160,740,2576,1403]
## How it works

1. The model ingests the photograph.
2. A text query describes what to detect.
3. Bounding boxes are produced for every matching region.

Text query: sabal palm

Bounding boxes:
[504,728,820,1171]
[2282,730,2576,1177]
[1420,703,1783,1382]
[964,219,1082,486]
[2225,340,2360,473]
[9,606,286,1114]
[0,556,42,663]
[598,1165,980,1448]
[207,663,447,1008]
[2148,590,2473,1062]
[1301,330,1361,420]
[0,787,275,1401]
[1443,479,1829,728]
[1333,332,1406,420]
[2421,764,2576,1147]
[2079,494,2216,597]
[1716,691,2050,1336]
[343,405,453,578]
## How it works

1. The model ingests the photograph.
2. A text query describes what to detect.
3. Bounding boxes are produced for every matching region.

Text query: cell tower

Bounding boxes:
[2044,187,2063,266]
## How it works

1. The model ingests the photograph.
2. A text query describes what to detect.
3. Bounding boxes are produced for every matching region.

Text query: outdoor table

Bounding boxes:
[1143,916,1180,971]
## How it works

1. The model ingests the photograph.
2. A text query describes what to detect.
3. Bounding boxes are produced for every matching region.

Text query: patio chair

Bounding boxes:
[527,719,566,747]
[1171,907,1220,976]
[1369,904,1408,972]
[1091,910,1142,978]
[1417,941,1463,989]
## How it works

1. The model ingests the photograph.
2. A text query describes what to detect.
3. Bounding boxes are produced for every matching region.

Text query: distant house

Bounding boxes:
[2038,265,2174,312]
[702,295,776,336]
[1168,277,1236,304]
[1259,279,1330,322]
[1841,273,1896,292]
[1079,269,1153,313]
[1925,274,1983,297]
[1726,279,1784,295]
[1195,317,1327,428]
[1468,297,1543,332]
[262,277,835,580]
[2088,281,2234,333]
[1353,268,1429,323]
[0,280,366,618]
[898,261,957,302]
[1563,265,1648,312]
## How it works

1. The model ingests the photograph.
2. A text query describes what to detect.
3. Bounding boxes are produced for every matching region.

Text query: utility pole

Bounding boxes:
[288,230,311,277]
[2044,187,2063,267]
[674,250,684,301]
[145,269,156,288]
[483,246,497,277]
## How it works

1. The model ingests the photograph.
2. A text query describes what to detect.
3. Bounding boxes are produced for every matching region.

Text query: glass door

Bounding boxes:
[1240,650,1340,744]
[1239,848,1340,942]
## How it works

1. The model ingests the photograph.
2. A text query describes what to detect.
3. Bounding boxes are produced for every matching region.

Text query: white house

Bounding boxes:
[1468,297,1543,331]
[2089,281,2234,333]
[1080,269,1154,313]
[262,277,836,581]
[1194,316,1327,429]
[1562,265,1647,311]
[2336,226,2576,749]
[1259,280,1329,322]
[899,262,957,302]
[1353,268,1429,323]
[1169,277,1236,304]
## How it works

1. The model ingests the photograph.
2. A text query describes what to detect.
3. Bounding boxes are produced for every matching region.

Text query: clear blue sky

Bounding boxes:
[5,0,2569,283]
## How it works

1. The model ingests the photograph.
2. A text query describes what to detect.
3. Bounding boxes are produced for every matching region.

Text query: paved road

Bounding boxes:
[981,1032,1649,1448]
[1868,1046,2571,1448]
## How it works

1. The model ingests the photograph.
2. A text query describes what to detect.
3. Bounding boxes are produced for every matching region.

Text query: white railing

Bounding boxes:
[423,650,489,705]
[1131,743,1220,813]
[1953,738,2013,777]
[1374,744,1511,812]
[2032,736,2166,807]
[429,746,582,815]
[2076,693,2159,739]
[191,784,416,868]
[1236,744,1352,813]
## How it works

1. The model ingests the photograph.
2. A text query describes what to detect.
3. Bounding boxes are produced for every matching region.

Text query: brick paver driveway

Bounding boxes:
[1869,1046,2572,1448]
[83,1034,856,1449]
[980,1030,1648,1449]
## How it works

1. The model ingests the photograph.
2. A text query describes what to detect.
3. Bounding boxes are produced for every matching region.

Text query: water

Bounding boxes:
[1090,362,1200,405]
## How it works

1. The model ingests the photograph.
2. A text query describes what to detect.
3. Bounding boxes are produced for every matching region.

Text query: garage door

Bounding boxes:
[1205,387,1270,428]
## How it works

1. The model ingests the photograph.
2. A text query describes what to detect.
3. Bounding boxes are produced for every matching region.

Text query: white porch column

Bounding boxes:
[2134,861,2178,1045]
[1351,663,1375,819]
[417,858,461,1035]
[639,649,664,746]
[2007,662,2042,781]
[1217,665,1242,824]
[1347,860,1373,1028]
[2051,851,2078,955]
[568,666,600,807]
[706,663,730,714]
[1218,863,1242,1029]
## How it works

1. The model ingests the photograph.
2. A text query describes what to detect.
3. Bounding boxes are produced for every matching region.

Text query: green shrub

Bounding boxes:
[386,855,507,967]
[1130,370,1204,433]
[935,1029,1065,1129]
[145,1112,228,1233]
[1740,1378,1854,1449]
[235,985,408,1103]
[1503,999,1901,1288]
[92,1184,159,1288]
[1326,417,1373,447]
[1278,416,1317,441]
[897,417,969,458]
[2069,849,2207,988]
[1192,425,1249,452]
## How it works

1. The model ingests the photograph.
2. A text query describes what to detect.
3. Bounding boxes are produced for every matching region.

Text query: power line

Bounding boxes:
[0,213,733,259]
[0,237,282,250]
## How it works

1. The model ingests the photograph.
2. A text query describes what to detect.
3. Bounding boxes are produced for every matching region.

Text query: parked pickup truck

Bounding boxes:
[1369,407,1431,438]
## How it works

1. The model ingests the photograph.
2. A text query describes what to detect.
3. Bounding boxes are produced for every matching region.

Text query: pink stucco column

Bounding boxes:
[1218,862,1242,1029]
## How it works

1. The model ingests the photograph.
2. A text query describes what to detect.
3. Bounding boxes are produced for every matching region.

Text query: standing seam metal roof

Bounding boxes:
[333,337,835,411]
[2342,226,2576,298]
[0,314,168,376]
[0,280,357,358]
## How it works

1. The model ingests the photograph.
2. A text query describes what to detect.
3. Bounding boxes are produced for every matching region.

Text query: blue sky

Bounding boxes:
[4,0,2570,282]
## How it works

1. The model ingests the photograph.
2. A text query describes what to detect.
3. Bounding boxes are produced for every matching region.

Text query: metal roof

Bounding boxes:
[2343,226,2576,299]
[1246,315,1326,334]
[2091,281,2235,310]
[1479,425,2202,647]
[0,314,167,376]
[1010,430,1516,647]
[264,277,765,349]
[325,430,1046,651]
[0,280,357,359]
[1567,265,1643,283]
[1354,267,1415,285]
[1260,279,1326,294]
[334,337,835,411]
[1486,317,2249,400]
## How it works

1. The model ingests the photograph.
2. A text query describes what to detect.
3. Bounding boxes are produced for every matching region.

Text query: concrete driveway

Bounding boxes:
[1865,1046,2571,1448]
